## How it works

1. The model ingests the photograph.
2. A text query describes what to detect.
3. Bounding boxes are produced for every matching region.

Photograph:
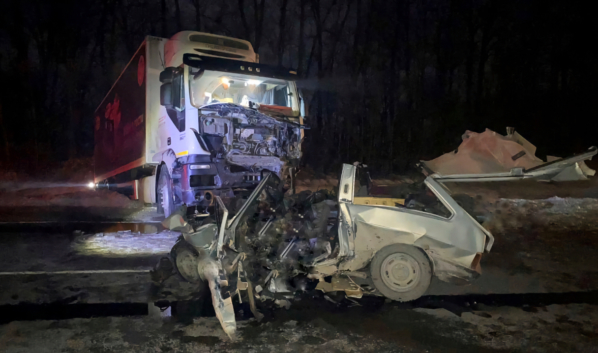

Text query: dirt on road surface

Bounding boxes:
[1,296,597,352]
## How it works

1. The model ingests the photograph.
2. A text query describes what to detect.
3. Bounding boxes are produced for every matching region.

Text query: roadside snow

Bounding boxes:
[72,230,181,256]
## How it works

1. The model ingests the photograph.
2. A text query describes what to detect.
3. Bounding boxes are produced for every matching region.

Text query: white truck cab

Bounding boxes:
[93,31,306,217]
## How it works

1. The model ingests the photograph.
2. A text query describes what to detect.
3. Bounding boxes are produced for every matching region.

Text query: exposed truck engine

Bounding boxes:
[198,103,302,177]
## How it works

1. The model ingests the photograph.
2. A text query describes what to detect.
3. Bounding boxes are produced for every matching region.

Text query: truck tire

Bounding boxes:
[107,178,117,191]
[370,244,432,302]
[157,165,175,218]
[170,240,202,283]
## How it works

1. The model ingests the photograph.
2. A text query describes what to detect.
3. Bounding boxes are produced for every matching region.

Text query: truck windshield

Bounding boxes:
[188,67,298,113]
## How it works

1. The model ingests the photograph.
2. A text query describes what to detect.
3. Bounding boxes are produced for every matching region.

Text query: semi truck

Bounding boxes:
[93,31,306,217]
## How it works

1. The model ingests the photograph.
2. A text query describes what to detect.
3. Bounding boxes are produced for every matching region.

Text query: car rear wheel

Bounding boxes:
[370,244,432,302]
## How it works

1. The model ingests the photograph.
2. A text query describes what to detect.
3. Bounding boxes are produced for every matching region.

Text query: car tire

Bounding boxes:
[157,165,175,218]
[170,240,202,283]
[370,244,432,302]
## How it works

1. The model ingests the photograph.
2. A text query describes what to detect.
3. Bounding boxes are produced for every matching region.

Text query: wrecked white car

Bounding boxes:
[327,164,493,300]
[157,163,494,338]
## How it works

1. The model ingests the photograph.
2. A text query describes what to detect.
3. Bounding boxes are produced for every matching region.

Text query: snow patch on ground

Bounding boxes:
[72,230,181,256]
[544,196,589,213]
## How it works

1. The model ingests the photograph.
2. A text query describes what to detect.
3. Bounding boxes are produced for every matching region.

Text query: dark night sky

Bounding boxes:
[0,0,596,173]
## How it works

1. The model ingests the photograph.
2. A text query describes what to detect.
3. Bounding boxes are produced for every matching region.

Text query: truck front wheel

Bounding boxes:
[157,166,175,218]
[370,244,432,302]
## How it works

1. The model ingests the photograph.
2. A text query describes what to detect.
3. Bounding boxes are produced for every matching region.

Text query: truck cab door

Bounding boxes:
[298,89,308,119]
[160,66,186,132]
[298,89,308,141]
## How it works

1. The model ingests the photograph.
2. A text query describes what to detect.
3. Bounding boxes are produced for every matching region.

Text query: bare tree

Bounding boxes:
[237,0,251,40]
[252,0,266,53]
[277,0,289,66]
[297,0,307,76]
[0,104,10,164]
[236,0,266,53]
[324,1,353,74]
[189,0,202,31]
[161,0,167,37]
[174,0,182,32]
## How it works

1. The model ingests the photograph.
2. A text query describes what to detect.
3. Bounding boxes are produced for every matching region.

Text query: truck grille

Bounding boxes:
[190,175,216,187]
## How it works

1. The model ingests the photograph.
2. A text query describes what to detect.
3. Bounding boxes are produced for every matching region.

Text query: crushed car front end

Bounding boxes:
[157,163,496,337]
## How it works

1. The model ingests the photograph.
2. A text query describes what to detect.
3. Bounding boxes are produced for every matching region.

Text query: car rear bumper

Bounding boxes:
[430,254,481,285]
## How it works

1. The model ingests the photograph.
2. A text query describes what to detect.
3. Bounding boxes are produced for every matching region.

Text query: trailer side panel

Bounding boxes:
[94,41,148,183]
[145,36,168,164]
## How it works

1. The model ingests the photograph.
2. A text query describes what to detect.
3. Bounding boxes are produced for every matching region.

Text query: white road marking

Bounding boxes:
[0,221,162,224]
[0,269,151,275]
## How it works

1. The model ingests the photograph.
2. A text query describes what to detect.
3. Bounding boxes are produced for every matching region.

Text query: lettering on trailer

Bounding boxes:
[123,115,144,136]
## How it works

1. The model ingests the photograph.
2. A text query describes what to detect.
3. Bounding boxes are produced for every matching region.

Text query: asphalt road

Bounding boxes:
[0,212,596,306]
[0,203,597,352]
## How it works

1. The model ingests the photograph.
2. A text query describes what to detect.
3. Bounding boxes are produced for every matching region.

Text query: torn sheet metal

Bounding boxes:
[430,147,597,183]
[525,147,597,181]
[199,258,237,340]
[163,162,499,336]
[421,128,596,181]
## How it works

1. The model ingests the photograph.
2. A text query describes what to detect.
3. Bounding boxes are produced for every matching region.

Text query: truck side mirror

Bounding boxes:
[159,67,176,83]
[160,83,173,106]
[298,89,308,117]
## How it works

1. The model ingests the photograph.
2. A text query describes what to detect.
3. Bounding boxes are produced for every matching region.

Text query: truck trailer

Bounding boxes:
[93,31,305,216]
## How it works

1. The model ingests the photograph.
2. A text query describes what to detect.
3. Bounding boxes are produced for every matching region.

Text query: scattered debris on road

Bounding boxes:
[421,127,596,181]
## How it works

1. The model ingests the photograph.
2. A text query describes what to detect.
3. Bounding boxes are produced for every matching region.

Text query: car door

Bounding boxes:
[337,164,490,272]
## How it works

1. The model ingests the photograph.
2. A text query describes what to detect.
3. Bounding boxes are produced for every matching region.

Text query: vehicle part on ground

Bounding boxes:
[161,208,194,233]
[315,275,364,298]
[421,127,596,181]
[157,166,175,217]
[370,244,432,302]
[428,146,597,183]
[200,256,237,340]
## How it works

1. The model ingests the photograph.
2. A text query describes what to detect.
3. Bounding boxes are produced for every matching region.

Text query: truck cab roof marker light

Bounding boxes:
[190,164,211,170]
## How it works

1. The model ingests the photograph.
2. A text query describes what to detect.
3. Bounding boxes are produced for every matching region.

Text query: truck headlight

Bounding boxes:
[190,164,211,170]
